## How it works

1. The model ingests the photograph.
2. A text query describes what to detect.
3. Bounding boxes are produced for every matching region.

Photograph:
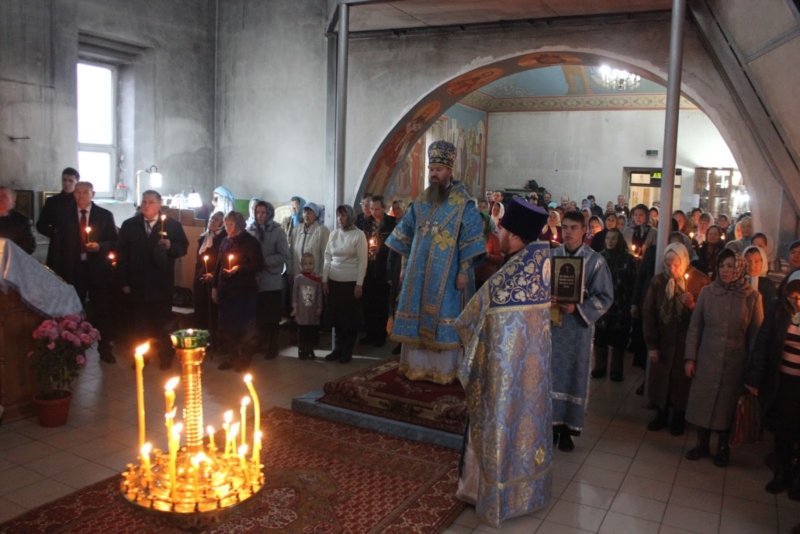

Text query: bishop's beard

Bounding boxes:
[425,182,450,205]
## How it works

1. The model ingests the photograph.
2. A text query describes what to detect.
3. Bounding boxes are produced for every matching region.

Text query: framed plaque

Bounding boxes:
[552,256,585,304]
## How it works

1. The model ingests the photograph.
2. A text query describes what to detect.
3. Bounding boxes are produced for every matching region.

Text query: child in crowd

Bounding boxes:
[292,252,323,360]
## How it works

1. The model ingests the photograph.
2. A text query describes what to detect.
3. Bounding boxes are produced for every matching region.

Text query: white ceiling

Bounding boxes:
[347,0,674,32]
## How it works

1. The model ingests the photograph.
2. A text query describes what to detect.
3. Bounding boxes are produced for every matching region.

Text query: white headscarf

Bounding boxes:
[743,245,769,291]
[490,202,505,234]
[663,242,690,300]
[542,210,561,235]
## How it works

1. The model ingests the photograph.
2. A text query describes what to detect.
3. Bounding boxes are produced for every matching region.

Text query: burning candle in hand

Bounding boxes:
[85,226,92,244]
[160,214,167,237]
[203,255,209,274]
[228,254,234,270]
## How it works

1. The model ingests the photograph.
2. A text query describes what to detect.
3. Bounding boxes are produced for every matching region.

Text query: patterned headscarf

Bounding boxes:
[225,210,246,236]
[716,249,748,291]
[661,242,690,324]
[336,205,356,231]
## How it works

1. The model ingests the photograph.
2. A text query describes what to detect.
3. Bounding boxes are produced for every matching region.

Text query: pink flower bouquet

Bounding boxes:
[30,314,99,399]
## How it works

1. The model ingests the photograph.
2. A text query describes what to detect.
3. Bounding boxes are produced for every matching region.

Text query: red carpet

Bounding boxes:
[0,408,464,534]
[318,358,467,435]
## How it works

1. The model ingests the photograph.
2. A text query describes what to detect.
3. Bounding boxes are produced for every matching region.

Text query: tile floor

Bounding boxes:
[1,342,797,534]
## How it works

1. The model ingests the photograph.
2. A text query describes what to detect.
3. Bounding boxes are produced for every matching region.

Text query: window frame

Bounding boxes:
[77,60,118,196]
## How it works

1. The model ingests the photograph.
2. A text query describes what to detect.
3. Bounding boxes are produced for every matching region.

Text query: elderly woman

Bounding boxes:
[538,210,563,248]
[291,202,330,278]
[684,250,763,467]
[587,215,606,252]
[249,201,290,360]
[744,245,777,308]
[643,242,711,435]
[746,272,800,497]
[592,229,635,382]
[475,212,502,291]
[213,211,265,372]
[194,212,226,348]
[323,205,367,364]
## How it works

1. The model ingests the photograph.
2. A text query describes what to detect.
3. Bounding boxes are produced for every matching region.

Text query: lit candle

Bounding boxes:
[165,409,176,456]
[240,397,250,449]
[689,232,695,239]
[203,255,209,274]
[85,226,92,244]
[160,214,167,237]
[223,410,233,456]
[228,254,234,270]
[134,343,150,450]
[140,442,152,486]
[108,252,115,261]
[684,273,690,283]
[244,374,260,445]
[191,454,201,502]
[252,430,262,463]
[238,444,250,486]
[206,425,217,454]
[164,376,180,414]
[169,422,183,502]
[721,234,726,240]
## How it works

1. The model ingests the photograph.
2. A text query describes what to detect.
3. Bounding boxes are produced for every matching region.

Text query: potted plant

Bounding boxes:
[28,314,99,427]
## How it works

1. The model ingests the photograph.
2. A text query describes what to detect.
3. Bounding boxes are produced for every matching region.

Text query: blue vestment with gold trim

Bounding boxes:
[386,181,485,353]
[455,241,553,527]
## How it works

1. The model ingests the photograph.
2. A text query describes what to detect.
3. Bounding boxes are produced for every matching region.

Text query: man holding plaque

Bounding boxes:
[386,140,485,384]
[551,211,614,452]
[454,198,553,527]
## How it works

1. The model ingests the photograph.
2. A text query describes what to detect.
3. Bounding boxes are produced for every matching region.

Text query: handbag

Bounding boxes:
[729,393,762,446]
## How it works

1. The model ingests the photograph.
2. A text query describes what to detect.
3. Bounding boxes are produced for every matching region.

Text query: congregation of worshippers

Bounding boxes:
[2,138,800,526]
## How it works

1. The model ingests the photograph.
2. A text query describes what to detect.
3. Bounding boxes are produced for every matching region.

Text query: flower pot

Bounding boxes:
[31,391,72,427]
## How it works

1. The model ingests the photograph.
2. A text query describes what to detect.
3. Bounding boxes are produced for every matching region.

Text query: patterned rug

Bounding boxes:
[318,358,467,435]
[0,409,464,534]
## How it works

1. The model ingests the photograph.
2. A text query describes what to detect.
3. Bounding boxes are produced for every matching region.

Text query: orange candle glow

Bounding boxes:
[228,254,234,270]
[240,397,250,449]
[203,255,209,274]
[85,226,92,244]
[244,374,260,447]
[134,343,150,449]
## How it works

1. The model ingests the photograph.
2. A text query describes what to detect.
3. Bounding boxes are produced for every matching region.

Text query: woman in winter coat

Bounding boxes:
[592,229,635,381]
[684,249,764,467]
[290,202,330,278]
[744,245,777,309]
[643,242,711,435]
[248,201,290,360]
[745,271,800,498]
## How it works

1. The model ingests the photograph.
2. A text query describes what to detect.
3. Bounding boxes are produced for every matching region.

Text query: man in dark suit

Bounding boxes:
[48,181,117,362]
[38,167,80,269]
[117,190,189,370]
[360,195,397,347]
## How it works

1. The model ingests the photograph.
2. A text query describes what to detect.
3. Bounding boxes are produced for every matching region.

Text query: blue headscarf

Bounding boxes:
[303,202,319,220]
[291,196,306,227]
[213,186,236,216]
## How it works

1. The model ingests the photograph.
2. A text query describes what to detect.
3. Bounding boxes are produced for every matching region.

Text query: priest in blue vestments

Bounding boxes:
[386,140,485,384]
[455,198,553,527]
[551,210,614,451]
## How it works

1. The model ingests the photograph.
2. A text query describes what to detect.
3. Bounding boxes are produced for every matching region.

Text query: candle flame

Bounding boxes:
[685,273,689,279]
[187,328,194,335]
[242,396,250,407]
[238,444,248,456]
[135,342,150,356]
[244,374,253,384]
[254,430,262,440]
[191,455,200,466]
[203,255,209,261]
[165,409,176,420]
[141,443,152,455]
[173,422,183,436]
[165,376,180,391]
[86,227,91,233]
[228,254,234,261]
[224,410,233,423]
[230,422,240,438]
[207,425,215,435]
[108,252,115,260]
[161,214,166,221]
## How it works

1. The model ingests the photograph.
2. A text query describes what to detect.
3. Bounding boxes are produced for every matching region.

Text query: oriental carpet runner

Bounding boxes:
[317,358,467,435]
[0,408,464,534]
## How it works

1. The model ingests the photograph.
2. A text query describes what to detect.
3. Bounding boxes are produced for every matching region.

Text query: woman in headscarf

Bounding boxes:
[212,211,265,372]
[623,203,657,264]
[744,245,777,309]
[604,211,617,231]
[248,201,290,360]
[693,225,724,281]
[643,242,711,435]
[322,205,367,364]
[489,201,504,234]
[290,202,330,279]
[746,271,800,498]
[586,215,605,252]
[246,197,263,227]
[649,206,660,229]
[474,212,502,291]
[538,210,563,248]
[592,228,635,382]
[212,186,236,217]
[194,211,226,350]
[684,249,764,467]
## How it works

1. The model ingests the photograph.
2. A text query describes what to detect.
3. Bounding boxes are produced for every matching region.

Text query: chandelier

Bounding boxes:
[594,65,641,91]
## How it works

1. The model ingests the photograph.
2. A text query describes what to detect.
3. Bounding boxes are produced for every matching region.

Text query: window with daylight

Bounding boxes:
[77,62,117,194]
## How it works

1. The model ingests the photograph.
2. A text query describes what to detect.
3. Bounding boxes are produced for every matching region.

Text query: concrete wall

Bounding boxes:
[215,0,328,208]
[485,108,736,212]
[0,0,215,209]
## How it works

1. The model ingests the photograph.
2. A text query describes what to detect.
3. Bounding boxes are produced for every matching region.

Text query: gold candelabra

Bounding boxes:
[120,330,264,527]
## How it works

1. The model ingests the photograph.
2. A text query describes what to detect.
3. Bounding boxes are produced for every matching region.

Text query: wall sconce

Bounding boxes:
[187,186,203,209]
[135,165,163,206]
